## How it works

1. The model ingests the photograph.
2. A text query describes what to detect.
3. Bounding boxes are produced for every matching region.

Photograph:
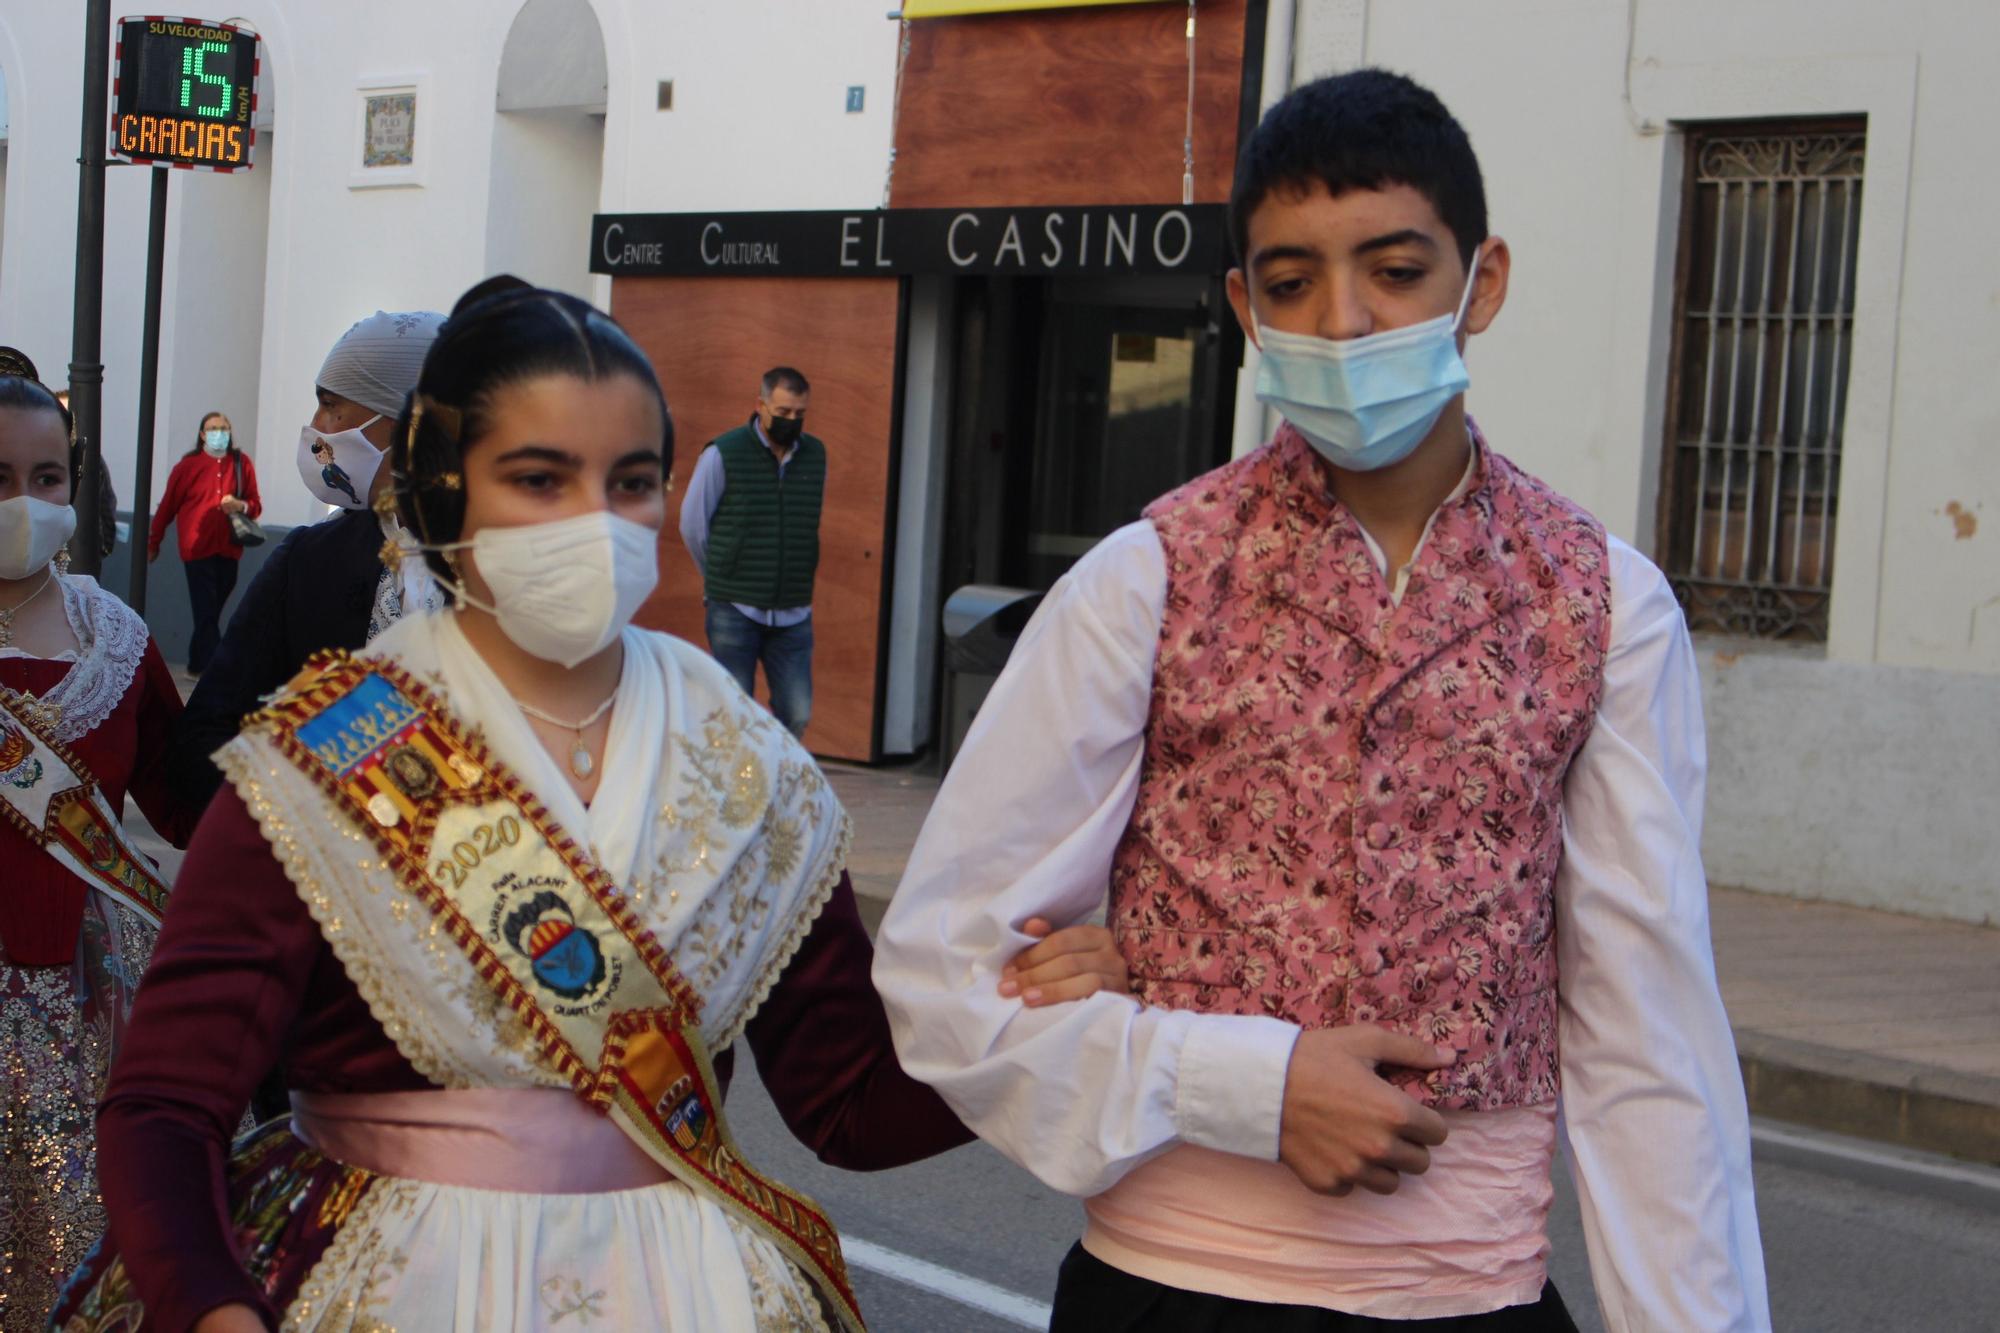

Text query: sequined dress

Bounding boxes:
[0,575,191,1333]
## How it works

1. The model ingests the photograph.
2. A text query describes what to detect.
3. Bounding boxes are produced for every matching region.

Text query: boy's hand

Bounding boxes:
[999,917,1133,1007]
[1278,1026,1453,1196]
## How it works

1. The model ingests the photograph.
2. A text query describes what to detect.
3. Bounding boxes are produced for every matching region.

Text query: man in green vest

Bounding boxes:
[678,366,825,738]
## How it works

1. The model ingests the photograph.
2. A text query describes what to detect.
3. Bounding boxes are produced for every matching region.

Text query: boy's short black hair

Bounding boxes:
[1229,68,1488,268]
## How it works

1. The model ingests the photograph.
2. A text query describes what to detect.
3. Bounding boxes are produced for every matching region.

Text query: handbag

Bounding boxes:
[227,452,267,547]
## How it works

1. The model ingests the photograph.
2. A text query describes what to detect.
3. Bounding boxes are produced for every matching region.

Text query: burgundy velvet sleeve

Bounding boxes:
[740,872,974,1170]
[125,639,201,849]
[97,788,323,1333]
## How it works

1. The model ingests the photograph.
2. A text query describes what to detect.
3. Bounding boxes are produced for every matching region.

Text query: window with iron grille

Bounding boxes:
[1658,121,1866,641]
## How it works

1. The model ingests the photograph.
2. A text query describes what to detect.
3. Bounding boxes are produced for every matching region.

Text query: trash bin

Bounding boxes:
[940,584,1045,770]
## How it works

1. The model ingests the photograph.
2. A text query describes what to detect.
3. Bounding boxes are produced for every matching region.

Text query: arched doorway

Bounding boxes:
[489,0,608,301]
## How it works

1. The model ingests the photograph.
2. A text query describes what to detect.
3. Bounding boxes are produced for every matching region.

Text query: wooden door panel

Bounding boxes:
[611,275,901,761]
[891,0,1247,209]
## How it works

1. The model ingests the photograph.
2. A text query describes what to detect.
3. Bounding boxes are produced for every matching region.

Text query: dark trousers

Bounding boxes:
[703,601,814,738]
[183,553,240,674]
[1050,1244,1580,1333]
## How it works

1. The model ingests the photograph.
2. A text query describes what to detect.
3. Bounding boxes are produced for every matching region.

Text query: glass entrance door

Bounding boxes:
[928,271,1236,762]
[940,272,1235,595]
[1009,274,1232,587]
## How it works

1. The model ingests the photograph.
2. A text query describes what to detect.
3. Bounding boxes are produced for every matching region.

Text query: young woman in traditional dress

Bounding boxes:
[64,287,1127,1333]
[0,350,195,1332]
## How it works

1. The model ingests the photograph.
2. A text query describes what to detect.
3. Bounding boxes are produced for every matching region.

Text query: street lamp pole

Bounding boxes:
[67,0,113,578]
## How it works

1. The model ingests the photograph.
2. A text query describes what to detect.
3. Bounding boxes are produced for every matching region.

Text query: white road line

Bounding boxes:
[843,1236,1053,1329]
[1750,1118,2000,1210]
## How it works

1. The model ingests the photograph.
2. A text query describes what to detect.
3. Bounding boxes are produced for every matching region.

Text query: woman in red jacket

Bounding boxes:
[147,412,260,673]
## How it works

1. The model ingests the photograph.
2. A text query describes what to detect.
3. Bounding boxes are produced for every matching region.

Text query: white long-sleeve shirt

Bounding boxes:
[873,514,1770,1331]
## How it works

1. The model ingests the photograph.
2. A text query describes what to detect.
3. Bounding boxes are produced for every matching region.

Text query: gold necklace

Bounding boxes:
[0,571,55,650]
[511,689,618,779]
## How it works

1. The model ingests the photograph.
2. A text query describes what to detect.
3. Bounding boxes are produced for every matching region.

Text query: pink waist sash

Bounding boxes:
[1083,1104,1558,1320]
[291,1088,673,1195]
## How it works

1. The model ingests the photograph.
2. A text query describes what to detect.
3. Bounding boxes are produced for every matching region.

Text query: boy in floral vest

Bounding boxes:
[876,69,1770,1331]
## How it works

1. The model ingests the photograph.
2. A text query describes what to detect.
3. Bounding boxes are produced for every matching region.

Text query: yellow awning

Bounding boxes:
[900,0,1169,18]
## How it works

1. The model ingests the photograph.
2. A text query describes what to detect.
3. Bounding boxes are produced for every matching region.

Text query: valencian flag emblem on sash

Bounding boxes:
[250,653,868,1331]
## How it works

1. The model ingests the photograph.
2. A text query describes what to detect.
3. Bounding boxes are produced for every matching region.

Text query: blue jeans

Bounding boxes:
[703,603,813,738]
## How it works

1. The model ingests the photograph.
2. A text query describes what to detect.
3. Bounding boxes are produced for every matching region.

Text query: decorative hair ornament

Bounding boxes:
[407,392,464,449]
[0,347,39,381]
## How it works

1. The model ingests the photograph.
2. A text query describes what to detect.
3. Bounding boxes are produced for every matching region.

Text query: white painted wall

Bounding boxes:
[597,1,900,215]
[1289,0,2000,923]
[0,4,156,507]
[487,111,605,301]
[156,136,274,496]
[1293,0,1997,675]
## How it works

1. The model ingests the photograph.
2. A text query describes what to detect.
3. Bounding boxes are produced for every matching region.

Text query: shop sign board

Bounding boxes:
[591,205,1230,278]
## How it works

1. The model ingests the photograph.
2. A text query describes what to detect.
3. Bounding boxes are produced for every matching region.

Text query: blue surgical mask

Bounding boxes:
[203,428,231,456]
[1253,249,1484,472]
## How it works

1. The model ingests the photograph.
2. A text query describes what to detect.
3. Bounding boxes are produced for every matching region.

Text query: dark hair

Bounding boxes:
[394,281,674,581]
[0,346,78,482]
[760,366,809,398]
[452,273,534,317]
[1228,68,1487,268]
[186,409,234,457]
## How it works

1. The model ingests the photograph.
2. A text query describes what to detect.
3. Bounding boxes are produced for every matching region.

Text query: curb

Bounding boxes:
[1749,1119,2000,1213]
[1737,1030,2000,1168]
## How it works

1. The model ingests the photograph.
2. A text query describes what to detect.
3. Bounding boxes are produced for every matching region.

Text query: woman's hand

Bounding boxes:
[193,1303,267,1333]
[219,495,247,514]
[998,917,1133,1007]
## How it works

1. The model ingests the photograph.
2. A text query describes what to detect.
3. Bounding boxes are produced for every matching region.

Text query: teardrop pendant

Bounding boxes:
[569,735,594,780]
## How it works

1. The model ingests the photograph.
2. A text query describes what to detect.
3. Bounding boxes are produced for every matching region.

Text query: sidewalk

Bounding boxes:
[822,761,2000,1167]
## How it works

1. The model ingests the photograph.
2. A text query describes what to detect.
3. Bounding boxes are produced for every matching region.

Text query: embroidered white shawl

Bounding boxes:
[215,610,851,1087]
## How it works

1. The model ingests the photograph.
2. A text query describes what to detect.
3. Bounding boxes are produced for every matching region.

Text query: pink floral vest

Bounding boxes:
[1111,426,1611,1110]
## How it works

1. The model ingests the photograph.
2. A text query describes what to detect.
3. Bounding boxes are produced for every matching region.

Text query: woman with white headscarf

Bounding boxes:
[166,308,447,814]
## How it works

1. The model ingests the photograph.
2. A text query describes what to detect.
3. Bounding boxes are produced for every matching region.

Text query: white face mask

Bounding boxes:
[297,416,385,510]
[444,512,660,668]
[0,495,77,580]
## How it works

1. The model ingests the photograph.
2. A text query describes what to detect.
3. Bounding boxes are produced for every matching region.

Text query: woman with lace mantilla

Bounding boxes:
[0,349,198,1333]
[62,285,1129,1333]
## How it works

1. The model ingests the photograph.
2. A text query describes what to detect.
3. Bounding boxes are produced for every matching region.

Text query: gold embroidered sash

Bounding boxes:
[248,651,865,1332]
[0,687,171,926]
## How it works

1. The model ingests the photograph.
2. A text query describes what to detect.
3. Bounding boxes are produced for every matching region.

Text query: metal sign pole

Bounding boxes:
[126,166,169,614]
[67,0,113,578]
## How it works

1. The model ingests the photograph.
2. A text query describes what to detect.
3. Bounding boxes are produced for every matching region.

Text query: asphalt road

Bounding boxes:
[727,1057,2000,1333]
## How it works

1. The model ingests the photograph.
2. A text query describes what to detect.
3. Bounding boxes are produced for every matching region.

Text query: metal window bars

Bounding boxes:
[1660,127,1866,641]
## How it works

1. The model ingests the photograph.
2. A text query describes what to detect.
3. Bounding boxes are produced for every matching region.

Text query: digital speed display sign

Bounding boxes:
[109,16,261,171]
